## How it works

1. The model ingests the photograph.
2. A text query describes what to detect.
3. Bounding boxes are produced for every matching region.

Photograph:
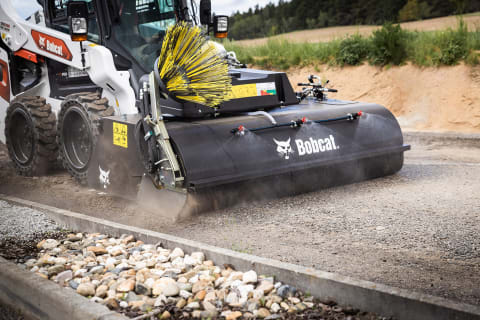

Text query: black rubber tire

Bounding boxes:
[4,96,57,176]
[57,92,114,185]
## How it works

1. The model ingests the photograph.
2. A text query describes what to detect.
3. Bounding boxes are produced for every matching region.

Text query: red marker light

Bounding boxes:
[302,117,307,123]
[238,125,244,132]
[358,111,363,117]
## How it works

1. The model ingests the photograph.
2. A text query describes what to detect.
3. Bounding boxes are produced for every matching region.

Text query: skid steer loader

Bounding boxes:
[0,0,410,220]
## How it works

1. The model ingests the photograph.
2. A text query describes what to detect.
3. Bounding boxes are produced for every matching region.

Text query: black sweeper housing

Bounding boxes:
[86,68,410,220]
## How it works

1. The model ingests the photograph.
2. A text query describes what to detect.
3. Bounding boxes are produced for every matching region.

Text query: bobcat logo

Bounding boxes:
[38,36,46,47]
[273,138,294,160]
[99,166,110,189]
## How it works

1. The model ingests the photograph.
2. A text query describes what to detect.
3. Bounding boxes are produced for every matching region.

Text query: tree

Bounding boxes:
[227,0,473,40]
[398,0,421,22]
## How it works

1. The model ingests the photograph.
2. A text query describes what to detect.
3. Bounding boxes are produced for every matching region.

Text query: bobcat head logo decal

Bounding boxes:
[99,166,110,189]
[273,138,294,160]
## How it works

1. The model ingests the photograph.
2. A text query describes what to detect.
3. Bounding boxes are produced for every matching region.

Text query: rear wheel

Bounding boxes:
[57,92,114,184]
[4,96,57,176]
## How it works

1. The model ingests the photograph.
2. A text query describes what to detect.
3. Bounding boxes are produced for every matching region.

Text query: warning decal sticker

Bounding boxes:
[113,122,128,148]
[226,84,257,99]
[226,82,277,100]
[256,82,277,96]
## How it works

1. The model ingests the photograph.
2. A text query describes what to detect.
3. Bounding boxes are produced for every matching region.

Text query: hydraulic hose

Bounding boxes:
[231,111,363,134]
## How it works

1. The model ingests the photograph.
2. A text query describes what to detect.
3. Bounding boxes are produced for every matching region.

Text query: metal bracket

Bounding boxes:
[145,72,184,189]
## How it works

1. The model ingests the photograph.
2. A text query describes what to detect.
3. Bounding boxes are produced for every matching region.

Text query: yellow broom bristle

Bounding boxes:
[157,22,232,108]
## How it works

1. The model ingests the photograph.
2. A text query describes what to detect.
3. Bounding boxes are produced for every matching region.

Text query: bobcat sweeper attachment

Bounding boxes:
[0,1,408,222]
[86,24,410,221]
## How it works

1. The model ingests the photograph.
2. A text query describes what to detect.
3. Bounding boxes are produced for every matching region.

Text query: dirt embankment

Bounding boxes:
[288,63,480,133]
[238,14,480,46]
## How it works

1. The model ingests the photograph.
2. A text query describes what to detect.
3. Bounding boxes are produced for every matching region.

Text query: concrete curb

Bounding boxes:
[2,195,480,320]
[0,257,128,320]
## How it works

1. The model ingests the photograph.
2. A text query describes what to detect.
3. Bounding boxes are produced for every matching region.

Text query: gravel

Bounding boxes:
[0,200,68,261]
[0,305,25,320]
[20,232,385,320]
[0,200,59,241]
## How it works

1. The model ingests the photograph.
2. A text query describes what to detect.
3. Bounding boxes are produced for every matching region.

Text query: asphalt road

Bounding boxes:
[1,131,479,306]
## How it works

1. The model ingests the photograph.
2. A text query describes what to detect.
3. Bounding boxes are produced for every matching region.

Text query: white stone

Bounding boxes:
[189,275,199,284]
[238,284,254,299]
[157,247,169,253]
[151,269,165,277]
[152,278,180,297]
[116,262,129,270]
[171,257,185,267]
[105,257,117,266]
[164,268,182,274]
[159,263,172,269]
[145,259,156,268]
[154,295,167,307]
[215,277,225,287]
[225,292,239,305]
[252,289,264,300]
[191,252,205,263]
[119,301,128,308]
[169,248,184,261]
[144,278,155,289]
[242,270,258,284]
[271,303,281,313]
[156,255,169,263]
[25,259,37,267]
[179,290,192,299]
[74,269,87,278]
[42,239,59,250]
[54,257,67,265]
[51,248,62,255]
[183,255,197,266]
[186,302,200,309]
[230,280,243,288]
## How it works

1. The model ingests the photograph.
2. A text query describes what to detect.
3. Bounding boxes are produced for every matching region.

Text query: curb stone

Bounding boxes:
[0,257,128,320]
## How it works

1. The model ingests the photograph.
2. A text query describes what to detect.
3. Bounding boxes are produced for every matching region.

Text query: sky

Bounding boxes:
[11,0,281,18]
[212,0,282,15]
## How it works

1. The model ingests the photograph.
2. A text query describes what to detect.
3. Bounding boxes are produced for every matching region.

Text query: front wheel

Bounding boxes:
[57,92,114,184]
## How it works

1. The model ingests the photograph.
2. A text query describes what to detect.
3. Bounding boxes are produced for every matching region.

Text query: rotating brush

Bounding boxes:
[156,22,232,108]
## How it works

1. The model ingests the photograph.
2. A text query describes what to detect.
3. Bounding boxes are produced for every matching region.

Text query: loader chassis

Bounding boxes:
[0,0,410,220]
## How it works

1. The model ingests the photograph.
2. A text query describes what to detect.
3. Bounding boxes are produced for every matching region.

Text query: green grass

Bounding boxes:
[223,19,480,69]
[225,39,340,69]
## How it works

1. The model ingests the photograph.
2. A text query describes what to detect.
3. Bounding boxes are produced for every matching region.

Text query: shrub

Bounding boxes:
[434,19,468,65]
[465,50,479,65]
[369,23,408,65]
[336,35,370,65]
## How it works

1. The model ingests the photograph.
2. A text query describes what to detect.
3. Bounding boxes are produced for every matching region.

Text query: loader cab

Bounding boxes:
[103,0,183,74]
